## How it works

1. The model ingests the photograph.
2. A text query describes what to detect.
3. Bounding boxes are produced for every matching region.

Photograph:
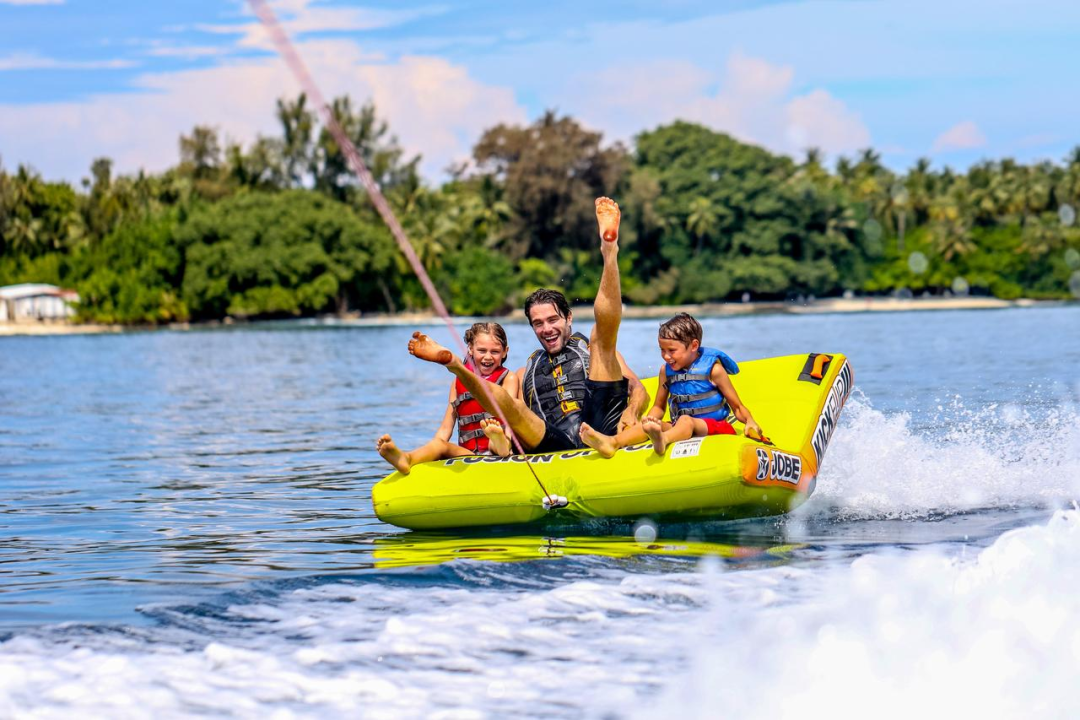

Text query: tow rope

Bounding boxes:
[248,0,566,509]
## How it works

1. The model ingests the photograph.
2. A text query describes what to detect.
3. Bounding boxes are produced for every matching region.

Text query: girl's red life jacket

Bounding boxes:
[452,362,510,453]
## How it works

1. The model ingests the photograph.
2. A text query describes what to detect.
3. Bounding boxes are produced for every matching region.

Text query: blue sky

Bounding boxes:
[2,0,1079,183]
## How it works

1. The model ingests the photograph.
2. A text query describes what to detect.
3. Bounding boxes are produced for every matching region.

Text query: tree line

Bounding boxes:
[1,95,1078,325]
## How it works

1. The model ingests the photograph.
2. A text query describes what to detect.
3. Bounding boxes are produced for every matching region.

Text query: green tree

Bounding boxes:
[442,246,516,315]
[311,96,419,201]
[473,110,628,266]
[176,190,395,320]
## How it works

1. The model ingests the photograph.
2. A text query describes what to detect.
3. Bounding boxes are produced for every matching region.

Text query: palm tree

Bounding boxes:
[179,126,222,181]
[1019,213,1071,257]
[929,182,976,260]
[276,93,314,187]
[685,196,719,256]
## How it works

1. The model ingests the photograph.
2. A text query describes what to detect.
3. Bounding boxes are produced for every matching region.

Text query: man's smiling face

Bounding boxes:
[527,303,572,355]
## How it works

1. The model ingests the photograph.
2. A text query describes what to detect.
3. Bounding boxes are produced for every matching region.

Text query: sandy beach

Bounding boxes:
[0,321,122,336]
[0,296,1069,336]
[327,295,1068,327]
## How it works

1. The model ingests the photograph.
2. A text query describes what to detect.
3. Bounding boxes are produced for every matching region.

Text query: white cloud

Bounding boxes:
[571,52,870,158]
[0,39,525,183]
[142,44,231,60]
[785,89,870,154]
[196,0,442,52]
[0,52,134,71]
[931,121,987,152]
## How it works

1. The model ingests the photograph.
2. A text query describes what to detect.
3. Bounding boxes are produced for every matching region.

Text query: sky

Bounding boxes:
[2,0,1079,184]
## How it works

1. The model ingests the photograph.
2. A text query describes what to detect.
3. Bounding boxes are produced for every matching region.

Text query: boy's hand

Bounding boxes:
[745,420,765,440]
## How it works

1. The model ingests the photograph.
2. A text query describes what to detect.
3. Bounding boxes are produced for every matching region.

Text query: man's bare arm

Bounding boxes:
[616,350,650,421]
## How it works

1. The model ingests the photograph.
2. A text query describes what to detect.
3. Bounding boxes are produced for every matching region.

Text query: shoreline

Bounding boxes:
[0,296,1070,336]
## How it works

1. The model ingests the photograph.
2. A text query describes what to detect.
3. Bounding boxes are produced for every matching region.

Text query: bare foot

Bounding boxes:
[595,197,621,243]
[642,417,667,456]
[377,434,412,474]
[481,418,512,457]
[579,422,618,459]
[408,331,453,365]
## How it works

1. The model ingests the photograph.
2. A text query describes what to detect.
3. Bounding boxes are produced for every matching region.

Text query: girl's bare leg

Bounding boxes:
[376,435,469,475]
[481,418,512,457]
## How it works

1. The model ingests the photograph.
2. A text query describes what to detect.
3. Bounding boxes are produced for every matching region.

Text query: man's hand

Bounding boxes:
[617,406,640,434]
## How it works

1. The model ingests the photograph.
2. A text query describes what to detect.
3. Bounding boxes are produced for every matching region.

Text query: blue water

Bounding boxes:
[1,307,1078,717]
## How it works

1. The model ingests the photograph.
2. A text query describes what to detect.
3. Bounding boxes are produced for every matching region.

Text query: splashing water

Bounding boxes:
[812,394,1080,520]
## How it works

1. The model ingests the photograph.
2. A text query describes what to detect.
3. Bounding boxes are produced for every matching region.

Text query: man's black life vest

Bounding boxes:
[522,331,590,435]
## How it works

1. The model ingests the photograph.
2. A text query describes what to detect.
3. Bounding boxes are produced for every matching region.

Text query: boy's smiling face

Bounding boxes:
[659,337,701,371]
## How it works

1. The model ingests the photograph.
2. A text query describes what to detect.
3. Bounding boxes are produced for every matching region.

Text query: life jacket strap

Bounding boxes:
[555,387,586,402]
[457,412,488,425]
[665,372,711,386]
[674,401,728,418]
[458,428,486,442]
[452,392,472,409]
[669,390,718,405]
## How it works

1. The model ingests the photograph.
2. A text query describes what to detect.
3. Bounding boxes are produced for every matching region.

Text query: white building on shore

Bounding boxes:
[0,284,79,322]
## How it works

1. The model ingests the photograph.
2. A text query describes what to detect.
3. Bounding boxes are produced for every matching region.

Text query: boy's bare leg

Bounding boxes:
[409,332,547,449]
[377,435,469,475]
[690,418,713,437]
[641,417,666,455]
[589,197,624,382]
[481,418,512,457]
[579,421,648,459]
[644,416,693,455]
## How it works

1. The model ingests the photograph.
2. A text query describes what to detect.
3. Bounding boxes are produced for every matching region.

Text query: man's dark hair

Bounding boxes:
[523,288,571,321]
[658,312,703,345]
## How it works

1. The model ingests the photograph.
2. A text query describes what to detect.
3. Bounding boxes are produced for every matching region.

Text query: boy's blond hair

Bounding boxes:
[658,312,703,345]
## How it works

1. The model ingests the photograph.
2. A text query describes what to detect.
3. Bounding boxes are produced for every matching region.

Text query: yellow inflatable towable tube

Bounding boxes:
[372,353,852,530]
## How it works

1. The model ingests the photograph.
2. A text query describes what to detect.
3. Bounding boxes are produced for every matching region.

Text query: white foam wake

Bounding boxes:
[811,394,1080,519]
[645,508,1080,718]
[2,512,1079,717]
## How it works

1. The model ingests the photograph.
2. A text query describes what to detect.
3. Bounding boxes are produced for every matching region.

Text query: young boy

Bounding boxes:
[579,312,764,456]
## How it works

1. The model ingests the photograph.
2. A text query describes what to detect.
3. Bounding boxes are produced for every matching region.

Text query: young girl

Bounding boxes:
[377,322,520,475]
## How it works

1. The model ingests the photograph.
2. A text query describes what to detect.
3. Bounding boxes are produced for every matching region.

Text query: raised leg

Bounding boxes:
[589,197,624,382]
[409,332,548,449]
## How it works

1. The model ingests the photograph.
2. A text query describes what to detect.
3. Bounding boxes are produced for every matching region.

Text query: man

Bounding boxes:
[408,196,648,453]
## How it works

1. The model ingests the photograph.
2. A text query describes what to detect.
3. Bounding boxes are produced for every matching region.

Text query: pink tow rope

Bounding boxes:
[247,0,563,507]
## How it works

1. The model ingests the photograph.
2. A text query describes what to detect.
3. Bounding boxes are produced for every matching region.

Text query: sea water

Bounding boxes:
[1,307,1078,718]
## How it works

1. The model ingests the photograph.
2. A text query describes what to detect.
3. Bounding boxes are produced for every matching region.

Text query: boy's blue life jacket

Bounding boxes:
[664,347,740,421]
